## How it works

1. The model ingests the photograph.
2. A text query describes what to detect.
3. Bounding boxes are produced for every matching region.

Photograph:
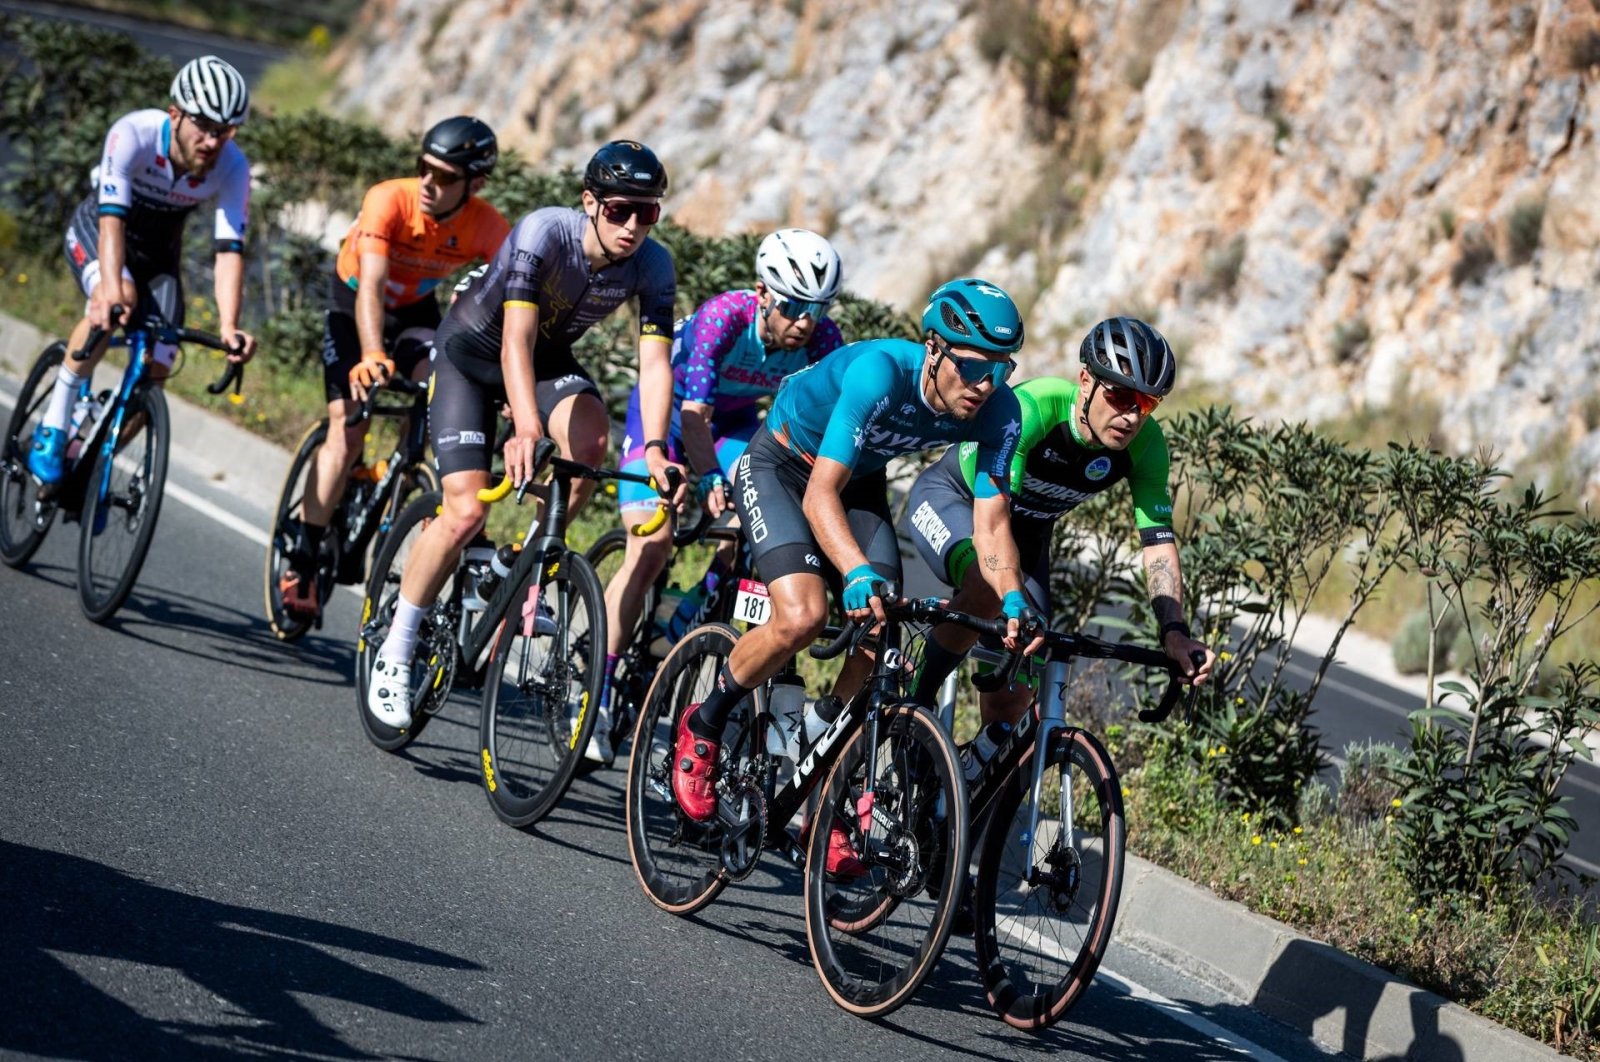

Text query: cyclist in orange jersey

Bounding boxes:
[281,117,510,617]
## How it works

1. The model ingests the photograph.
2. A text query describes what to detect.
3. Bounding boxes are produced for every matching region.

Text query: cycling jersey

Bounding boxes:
[765,338,1021,498]
[82,108,250,267]
[433,206,675,364]
[616,290,843,511]
[333,179,510,309]
[955,376,1174,544]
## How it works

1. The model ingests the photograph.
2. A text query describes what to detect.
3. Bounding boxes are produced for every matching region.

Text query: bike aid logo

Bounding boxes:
[1086,455,1113,481]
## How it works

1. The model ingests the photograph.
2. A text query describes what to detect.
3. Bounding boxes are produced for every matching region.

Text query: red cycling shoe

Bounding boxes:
[672,704,719,822]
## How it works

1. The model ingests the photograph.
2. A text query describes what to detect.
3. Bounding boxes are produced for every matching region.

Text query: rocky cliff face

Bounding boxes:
[333,0,1600,499]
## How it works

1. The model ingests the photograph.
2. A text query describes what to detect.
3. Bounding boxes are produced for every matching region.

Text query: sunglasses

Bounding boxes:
[770,296,831,321]
[598,198,662,226]
[184,113,238,141]
[416,157,467,186]
[934,335,1015,387]
[1099,382,1162,416]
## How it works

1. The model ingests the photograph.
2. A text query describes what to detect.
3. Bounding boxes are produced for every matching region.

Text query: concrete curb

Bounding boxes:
[1116,855,1562,1060]
[0,308,1566,1061]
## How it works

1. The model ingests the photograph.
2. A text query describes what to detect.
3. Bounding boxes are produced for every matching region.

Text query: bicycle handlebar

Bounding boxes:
[473,449,682,535]
[71,305,246,396]
[344,375,426,426]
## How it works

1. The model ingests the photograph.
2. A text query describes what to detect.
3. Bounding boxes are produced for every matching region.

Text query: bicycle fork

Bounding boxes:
[1023,656,1074,887]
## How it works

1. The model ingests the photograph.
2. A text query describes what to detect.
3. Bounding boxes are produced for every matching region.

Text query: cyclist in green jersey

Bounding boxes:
[905,316,1215,756]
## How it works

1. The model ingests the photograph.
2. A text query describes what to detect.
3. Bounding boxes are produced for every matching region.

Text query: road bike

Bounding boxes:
[585,507,749,768]
[924,602,1196,1029]
[357,439,673,829]
[264,375,435,639]
[0,306,241,622]
[625,587,970,1019]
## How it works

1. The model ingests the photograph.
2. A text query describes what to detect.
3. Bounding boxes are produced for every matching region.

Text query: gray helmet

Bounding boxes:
[1079,316,1176,396]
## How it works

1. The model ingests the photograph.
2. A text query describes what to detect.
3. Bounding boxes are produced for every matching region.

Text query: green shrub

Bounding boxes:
[1506,198,1545,266]
[1392,604,1461,674]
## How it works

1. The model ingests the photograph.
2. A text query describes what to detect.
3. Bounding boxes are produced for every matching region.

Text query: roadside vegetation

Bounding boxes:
[3,17,1598,1056]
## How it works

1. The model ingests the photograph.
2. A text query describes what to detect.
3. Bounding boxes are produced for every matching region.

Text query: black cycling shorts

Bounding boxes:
[905,446,1052,614]
[730,426,900,596]
[429,338,605,479]
[64,204,184,344]
[321,273,441,402]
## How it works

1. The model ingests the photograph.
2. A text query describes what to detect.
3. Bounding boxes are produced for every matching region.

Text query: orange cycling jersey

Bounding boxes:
[334,178,510,309]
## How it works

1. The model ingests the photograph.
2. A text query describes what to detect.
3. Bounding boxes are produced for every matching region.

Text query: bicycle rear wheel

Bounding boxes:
[356,490,444,751]
[479,550,606,828]
[263,419,333,641]
[972,727,1125,1029]
[0,342,66,566]
[625,622,761,915]
[78,385,169,623]
[805,702,968,1019]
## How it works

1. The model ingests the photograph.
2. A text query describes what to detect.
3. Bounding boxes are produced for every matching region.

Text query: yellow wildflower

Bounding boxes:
[1293,826,1303,834]
[16,273,27,284]
[1297,858,1307,866]
[1270,841,1279,849]
[1390,798,1402,808]
[1251,835,1262,846]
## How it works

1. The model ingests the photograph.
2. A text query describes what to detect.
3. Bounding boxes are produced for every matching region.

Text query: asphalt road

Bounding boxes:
[0,393,1339,1059]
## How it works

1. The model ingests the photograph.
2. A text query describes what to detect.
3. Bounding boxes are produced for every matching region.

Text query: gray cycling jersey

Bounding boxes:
[435,206,676,362]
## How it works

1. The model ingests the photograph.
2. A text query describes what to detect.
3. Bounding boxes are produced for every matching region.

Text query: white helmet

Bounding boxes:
[756,228,843,302]
[171,55,250,127]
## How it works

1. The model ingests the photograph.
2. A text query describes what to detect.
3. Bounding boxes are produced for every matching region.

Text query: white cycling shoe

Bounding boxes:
[583,702,615,766]
[367,655,413,729]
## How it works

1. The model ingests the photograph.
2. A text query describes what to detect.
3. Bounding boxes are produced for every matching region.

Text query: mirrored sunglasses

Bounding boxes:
[599,198,662,225]
[772,296,831,320]
[1100,383,1162,415]
[416,157,467,186]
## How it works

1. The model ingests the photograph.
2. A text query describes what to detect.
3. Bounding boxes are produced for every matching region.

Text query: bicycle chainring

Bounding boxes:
[718,771,766,881]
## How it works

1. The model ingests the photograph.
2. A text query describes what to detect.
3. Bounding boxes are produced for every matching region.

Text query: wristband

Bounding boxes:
[1160,620,1192,641]
[643,439,669,455]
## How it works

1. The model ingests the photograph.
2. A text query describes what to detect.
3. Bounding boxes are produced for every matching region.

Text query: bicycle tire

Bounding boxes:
[625,622,762,915]
[584,527,658,762]
[77,385,169,623]
[263,419,330,641]
[804,701,968,1019]
[479,549,607,828]
[356,489,444,751]
[972,727,1126,1030]
[0,342,66,566]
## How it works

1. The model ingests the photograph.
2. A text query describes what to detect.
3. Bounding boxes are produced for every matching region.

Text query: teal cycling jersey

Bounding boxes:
[957,376,1174,543]
[766,337,1021,499]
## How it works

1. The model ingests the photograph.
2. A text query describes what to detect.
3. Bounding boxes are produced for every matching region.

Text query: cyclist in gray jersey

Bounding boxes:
[366,141,683,730]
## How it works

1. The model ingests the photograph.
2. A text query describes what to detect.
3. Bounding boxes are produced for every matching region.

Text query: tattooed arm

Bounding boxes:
[1141,540,1216,684]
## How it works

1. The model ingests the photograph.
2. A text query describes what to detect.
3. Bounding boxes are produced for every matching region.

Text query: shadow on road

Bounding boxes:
[0,839,482,1059]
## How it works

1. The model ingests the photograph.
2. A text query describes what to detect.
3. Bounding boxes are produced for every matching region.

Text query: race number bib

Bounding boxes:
[732,579,771,626]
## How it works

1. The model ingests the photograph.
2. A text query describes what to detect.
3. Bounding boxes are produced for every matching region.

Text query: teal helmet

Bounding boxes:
[921,278,1024,355]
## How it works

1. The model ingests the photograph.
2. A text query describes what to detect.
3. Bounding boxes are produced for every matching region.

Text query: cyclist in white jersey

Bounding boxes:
[27,56,257,485]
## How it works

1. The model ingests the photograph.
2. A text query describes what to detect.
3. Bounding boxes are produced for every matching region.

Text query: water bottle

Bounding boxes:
[665,557,731,641]
[460,544,496,612]
[475,542,519,603]
[765,676,808,756]
[782,694,844,763]
[962,719,1012,783]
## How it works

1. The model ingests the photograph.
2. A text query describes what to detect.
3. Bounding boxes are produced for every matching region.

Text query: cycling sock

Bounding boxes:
[911,634,968,706]
[380,593,427,664]
[44,367,85,433]
[691,663,750,740]
[599,653,621,708]
[301,521,326,559]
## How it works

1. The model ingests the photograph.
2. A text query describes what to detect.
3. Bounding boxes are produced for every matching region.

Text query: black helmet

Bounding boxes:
[422,116,498,177]
[1079,316,1176,396]
[584,140,668,198]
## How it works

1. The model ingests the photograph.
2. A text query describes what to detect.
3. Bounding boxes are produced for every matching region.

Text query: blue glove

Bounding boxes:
[1001,591,1029,619]
[841,564,881,612]
[695,470,727,502]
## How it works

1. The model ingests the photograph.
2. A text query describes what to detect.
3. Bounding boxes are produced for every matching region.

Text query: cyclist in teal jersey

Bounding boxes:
[906,316,1215,754]
[670,278,1046,873]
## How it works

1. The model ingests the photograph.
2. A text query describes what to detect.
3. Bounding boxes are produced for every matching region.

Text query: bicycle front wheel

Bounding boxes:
[972,727,1126,1029]
[0,342,66,567]
[805,702,969,1019]
[78,385,169,623]
[263,419,330,641]
[479,550,606,828]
